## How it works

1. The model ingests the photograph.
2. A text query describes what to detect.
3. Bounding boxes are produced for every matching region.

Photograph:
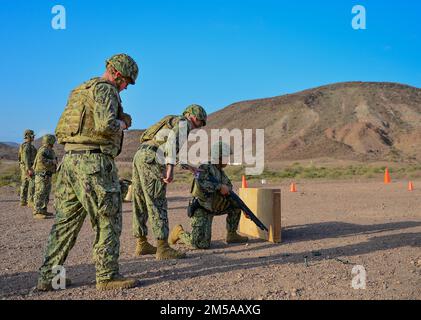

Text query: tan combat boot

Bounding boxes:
[156,239,186,260]
[34,213,47,220]
[37,278,72,291]
[96,275,138,291]
[135,236,157,256]
[168,225,184,245]
[226,231,249,244]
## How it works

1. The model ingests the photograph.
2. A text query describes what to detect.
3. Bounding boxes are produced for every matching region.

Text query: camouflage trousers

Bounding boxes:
[33,173,52,214]
[38,153,122,284]
[132,148,169,240]
[20,167,34,206]
[179,207,241,249]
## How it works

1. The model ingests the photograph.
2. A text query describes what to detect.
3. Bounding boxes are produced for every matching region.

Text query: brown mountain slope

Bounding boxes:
[206,82,421,162]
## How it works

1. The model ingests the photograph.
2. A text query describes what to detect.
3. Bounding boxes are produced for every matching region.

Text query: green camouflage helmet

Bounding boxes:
[106,53,139,84]
[211,141,232,162]
[24,129,35,139]
[183,104,208,125]
[42,134,56,146]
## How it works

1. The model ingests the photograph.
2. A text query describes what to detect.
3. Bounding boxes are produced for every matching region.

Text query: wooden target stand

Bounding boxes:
[238,188,282,243]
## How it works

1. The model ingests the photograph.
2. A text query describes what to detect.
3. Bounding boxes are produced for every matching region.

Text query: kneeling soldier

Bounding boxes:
[33,134,58,219]
[169,141,248,249]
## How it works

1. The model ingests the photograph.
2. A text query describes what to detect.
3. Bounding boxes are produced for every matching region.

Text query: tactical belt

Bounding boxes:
[66,149,102,155]
[139,144,158,152]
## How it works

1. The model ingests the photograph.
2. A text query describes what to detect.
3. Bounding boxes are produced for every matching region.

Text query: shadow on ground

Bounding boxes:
[1,221,420,298]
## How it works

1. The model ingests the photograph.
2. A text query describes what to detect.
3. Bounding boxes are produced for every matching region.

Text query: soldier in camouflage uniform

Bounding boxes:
[132,104,207,260]
[37,54,139,291]
[18,130,37,207]
[33,135,58,220]
[169,141,248,249]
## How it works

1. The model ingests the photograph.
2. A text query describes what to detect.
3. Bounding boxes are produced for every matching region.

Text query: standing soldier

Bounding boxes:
[18,129,37,207]
[33,134,58,220]
[37,54,139,291]
[132,104,207,260]
[169,141,248,249]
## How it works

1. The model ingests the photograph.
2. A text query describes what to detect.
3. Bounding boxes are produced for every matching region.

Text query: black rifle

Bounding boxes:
[181,164,269,232]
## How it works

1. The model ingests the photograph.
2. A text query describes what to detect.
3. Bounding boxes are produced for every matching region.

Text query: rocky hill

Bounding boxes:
[206,82,421,162]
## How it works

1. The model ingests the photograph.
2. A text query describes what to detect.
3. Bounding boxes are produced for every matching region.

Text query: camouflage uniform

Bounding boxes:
[178,163,241,249]
[132,116,194,240]
[33,136,57,215]
[19,132,37,206]
[38,54,139,288]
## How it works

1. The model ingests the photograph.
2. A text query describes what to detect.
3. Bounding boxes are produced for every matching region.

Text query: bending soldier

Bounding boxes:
[132,104,207,259]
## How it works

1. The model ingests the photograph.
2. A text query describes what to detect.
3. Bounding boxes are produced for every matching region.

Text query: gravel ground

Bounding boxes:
[0,179,420,300]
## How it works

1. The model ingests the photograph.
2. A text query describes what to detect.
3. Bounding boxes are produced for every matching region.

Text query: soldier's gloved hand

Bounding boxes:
[243,212,251,220]
[163,164,174,184]
[220,184,230,196]
[121,113,132,128]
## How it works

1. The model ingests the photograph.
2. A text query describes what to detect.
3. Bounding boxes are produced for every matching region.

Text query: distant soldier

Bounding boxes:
[169,141,248,249]
[18,129,37,207]
[33,134,58,219]
[132,104,207,259]
[37,54,139,291]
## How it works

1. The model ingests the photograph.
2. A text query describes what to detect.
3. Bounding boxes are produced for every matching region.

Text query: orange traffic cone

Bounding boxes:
[290,183,297,193]
[242,175,248,188]
[408,181,414,191]
[384,168,391,184]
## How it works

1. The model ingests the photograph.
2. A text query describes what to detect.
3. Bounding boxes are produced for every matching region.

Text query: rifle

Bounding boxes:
[181,164,269,232]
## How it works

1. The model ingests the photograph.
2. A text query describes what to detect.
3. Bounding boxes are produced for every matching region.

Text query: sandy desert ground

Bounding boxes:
[0,179,420,300]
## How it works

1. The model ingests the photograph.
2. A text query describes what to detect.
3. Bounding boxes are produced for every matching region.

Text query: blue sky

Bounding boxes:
[0,0,420,142]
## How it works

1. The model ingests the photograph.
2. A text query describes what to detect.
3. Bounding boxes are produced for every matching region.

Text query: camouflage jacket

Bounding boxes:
[33,145,57,174]
[191,163,234,212]
[18,142,37,171]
